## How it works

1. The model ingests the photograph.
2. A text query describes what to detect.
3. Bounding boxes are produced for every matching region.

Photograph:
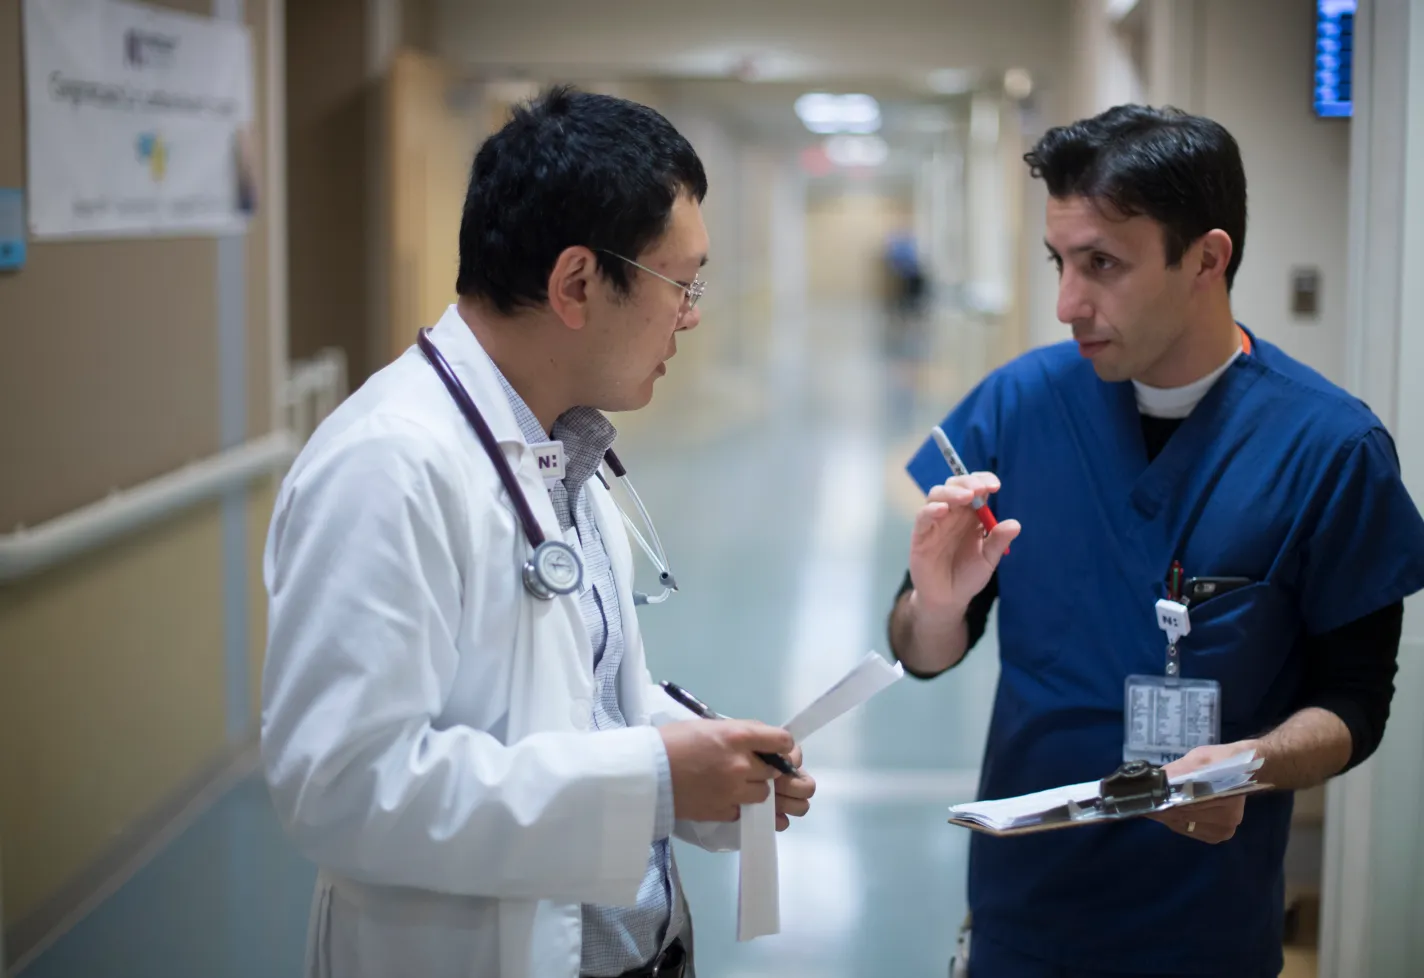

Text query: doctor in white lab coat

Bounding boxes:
[260,88,814,978]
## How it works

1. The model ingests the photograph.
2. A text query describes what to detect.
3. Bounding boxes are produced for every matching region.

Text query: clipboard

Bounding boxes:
[947,758,1273,837]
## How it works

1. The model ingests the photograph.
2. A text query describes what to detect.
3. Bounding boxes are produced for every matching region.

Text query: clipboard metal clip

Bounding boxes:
[1066,760,1171,821]
[1099,760,1170,814]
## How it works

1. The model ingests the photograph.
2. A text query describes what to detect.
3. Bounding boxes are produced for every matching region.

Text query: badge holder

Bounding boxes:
[1123,562,1222,765]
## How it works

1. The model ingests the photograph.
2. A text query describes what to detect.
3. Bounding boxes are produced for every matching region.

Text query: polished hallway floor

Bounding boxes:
[15,300,1006,977]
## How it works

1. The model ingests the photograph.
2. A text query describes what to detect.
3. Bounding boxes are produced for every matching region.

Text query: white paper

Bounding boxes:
[735,795,780,940]
[1167,749,1261,788]
[736,652,904,940]
[947,779,1103,831]
[784,652,905,743]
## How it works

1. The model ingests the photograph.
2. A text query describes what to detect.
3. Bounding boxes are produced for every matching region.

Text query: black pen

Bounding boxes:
[659,681,798,776]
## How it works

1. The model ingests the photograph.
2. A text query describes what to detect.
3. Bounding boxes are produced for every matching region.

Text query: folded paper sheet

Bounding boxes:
[736,652,904,940]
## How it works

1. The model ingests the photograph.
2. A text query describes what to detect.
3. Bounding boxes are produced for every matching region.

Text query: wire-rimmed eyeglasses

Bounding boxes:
[599,250,705,311]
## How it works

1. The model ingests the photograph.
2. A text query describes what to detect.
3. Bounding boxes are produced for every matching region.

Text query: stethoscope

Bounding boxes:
[417,328,678,606]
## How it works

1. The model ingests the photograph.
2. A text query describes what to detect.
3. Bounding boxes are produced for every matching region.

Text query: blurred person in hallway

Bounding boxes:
[887,104,1424,977]
[260,87,815,978]
[882,227,929,359]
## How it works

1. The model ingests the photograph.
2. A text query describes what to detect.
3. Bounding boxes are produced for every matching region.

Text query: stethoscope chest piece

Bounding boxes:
[524,539,584,599]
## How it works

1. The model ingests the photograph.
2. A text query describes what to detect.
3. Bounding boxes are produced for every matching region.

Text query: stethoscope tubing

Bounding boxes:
[417,328,550,549]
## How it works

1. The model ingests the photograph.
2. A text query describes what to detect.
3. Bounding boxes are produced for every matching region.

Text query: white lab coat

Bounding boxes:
[261,305,738,978]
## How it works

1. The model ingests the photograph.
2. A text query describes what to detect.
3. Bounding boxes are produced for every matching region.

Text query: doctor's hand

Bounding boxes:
[910,472,1021,614]
[1146,744,1253,844]
[774,746,816,831]
[659,720,796,823]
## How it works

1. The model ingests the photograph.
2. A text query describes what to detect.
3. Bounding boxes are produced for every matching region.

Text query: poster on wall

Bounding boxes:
[22,0,256,239]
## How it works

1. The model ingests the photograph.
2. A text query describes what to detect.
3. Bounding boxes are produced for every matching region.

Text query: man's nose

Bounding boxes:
[1057,271,1092,325]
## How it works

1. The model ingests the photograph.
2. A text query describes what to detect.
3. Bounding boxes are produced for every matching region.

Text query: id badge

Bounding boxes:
[1123,674,1221,765]
[529,440,566,487]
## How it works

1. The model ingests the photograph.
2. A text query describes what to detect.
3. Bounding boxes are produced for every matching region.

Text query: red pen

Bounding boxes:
[931,426,1004,547]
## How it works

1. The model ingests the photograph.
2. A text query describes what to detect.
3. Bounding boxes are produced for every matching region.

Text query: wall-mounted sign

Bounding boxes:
[1315,1,1356,118]
[22,0,256,239]
[0,189,25,270]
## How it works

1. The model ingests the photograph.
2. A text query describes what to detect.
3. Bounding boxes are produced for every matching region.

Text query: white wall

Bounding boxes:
[965,93,1012,315]
[1196,0,1352,385]
[1071,0,1146,116]
[1017,2,1148,353]
[1323,2,1424,973]
[1022,161,1061,351]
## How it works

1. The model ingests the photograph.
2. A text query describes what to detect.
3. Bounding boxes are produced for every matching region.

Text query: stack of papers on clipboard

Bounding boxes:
[948,750,1267,835]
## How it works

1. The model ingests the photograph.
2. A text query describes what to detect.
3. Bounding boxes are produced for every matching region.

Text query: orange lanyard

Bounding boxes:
[1238,325,1252,356]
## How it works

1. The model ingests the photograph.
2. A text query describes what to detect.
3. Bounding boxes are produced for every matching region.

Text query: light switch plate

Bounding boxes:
[1291,267,1320,318]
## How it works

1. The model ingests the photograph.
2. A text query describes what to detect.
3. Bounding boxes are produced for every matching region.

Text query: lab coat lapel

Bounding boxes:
[426,306,595,678]
[426,306,529,448]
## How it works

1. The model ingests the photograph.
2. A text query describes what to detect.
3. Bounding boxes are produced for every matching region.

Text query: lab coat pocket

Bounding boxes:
[1176,581,1298,732]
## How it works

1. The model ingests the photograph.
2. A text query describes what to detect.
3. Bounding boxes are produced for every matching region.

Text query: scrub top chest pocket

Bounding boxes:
[1128,577,1301,763]
[1125,572,1299,764]
[1178,579,1301,732]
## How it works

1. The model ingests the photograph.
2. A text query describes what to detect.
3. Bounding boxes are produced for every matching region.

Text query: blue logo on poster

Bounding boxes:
[135,132,169,180]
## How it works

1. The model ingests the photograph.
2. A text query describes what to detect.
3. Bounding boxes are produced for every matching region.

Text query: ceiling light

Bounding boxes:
[927,68,974,95]
[795,93,881,134]
[824,134,889,168]
[1003,68,1033,100]
[1106,0,1140,22]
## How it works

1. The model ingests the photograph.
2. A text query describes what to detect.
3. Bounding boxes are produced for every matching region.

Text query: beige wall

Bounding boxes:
[286,0,376,383]
[0,0,278,956]
[0,505,228,925]
[806,187,913,301]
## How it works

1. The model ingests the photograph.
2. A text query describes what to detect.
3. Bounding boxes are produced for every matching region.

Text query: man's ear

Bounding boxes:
[547,246,595,330]
[1195,229,1234,289]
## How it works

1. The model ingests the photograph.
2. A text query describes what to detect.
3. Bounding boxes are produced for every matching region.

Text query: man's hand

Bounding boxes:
[890,472,1022,677]
[909,472,1020,616]
[659,719,794,823]
[1146,742,1257,844]
[772,745,815,831]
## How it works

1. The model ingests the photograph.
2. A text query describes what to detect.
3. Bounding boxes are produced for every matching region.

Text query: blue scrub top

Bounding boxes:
[907,330,1424,975]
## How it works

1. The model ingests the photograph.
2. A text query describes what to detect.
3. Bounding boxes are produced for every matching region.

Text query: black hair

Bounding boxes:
[455,85,708,315]
[1024,104,1247,289]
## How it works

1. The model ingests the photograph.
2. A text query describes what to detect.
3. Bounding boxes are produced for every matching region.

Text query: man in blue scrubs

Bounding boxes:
[888,105,1424,977]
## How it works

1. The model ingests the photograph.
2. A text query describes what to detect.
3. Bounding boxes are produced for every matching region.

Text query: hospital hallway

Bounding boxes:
[12,1,1424,974]
[8,296,1008,978]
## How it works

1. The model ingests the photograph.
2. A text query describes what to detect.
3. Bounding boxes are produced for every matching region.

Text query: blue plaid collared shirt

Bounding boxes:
[493,368,681,977]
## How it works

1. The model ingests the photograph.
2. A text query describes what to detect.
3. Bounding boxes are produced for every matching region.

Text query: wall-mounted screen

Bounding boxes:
[1315,0,1356,118]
